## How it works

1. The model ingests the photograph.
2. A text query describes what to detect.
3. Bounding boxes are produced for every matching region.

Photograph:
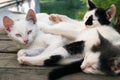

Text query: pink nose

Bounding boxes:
[24,39,29,44]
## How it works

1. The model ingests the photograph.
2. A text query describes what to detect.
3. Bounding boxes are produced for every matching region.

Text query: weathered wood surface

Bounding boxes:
[0,34,18,53]
[0,33,120,80]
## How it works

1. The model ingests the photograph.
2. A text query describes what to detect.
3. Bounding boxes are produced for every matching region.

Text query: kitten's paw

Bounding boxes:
[17,57,29,65]
[49,14,62,23]
[17,49,27,58]
[40,27,51,34]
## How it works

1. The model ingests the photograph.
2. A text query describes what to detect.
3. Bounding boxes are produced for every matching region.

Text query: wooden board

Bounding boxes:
[0,53,119,80]
[0,40,18,53]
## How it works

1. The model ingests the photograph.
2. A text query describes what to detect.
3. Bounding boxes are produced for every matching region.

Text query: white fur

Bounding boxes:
[83,9,100,27]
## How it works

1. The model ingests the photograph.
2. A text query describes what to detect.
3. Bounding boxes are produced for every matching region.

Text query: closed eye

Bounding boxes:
[91,63,97,70]
[91,66,96,70]
[16,34,22,37]
[27,30,32,35]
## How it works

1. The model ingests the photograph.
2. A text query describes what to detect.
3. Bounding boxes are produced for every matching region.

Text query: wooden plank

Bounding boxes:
[61,73,120,80]
[0,68,49,80]
[0,33,18,52]
[0,40,18,53]
[0,30,7,35]
[0,53,119,80]
[0,34,10,40]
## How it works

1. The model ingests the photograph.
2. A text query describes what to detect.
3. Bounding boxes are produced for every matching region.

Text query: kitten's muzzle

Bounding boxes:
[24,39,29,44]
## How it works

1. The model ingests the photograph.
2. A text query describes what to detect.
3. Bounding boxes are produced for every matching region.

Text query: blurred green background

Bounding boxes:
[40,0,120,24]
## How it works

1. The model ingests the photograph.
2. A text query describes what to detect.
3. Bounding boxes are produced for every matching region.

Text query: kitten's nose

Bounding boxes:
[24,39,29,44]
[80,65,86,70]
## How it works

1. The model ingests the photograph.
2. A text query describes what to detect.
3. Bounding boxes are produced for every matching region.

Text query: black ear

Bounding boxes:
[97,31,110,46]
[87,0,96,10]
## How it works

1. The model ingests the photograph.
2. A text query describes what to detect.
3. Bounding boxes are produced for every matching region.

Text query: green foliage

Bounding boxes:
[64,0,82,9]
[40,0,120,23]
[76,10,86,20]
[40,0,85,19]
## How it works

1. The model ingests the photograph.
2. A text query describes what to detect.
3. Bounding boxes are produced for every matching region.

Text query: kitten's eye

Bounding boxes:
[91,66,96,70]
[16,34,22,37]
[27,30,32,35]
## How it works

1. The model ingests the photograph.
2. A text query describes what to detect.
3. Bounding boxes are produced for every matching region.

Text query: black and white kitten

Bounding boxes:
[41,0,116,40]
[84,0,116,27]
[48,32,120,80]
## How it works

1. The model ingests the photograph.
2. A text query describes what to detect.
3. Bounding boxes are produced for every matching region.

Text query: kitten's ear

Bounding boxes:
[87,0,96,10]
[26,9,37,24]
[97,31,110,46]
[106,4,116,21]
[3,16,14,32]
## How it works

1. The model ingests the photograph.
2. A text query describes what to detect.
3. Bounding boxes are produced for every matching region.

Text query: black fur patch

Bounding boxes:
[85,15,93,26]
[44,55,62,66]
[88,0,96,10]
[63,41,84,55]
[95,8,110,25]
[92,32,111,52]
[99,46,120,75]
[91,32,120,75]
[48,59,83,80]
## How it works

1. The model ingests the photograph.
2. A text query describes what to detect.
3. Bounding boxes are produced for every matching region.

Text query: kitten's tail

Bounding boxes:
[48,59,83,80]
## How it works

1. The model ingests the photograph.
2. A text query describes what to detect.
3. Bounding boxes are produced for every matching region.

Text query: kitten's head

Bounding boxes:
[83,0,116,28]
[81,32,120,75]
[3,9,38,45]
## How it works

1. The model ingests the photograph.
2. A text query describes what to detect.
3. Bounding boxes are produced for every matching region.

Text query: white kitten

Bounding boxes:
[3,9,71,66]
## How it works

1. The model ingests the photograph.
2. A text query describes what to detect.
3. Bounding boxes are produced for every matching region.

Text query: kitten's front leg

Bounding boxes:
[17,49,27,58]
[41,27,79,40]
[41,27,61,35]
[18,56,44,65]
[49,14,62,23]
[49,14,78,23]
[17,46,70,66]
[17,48,45,58]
